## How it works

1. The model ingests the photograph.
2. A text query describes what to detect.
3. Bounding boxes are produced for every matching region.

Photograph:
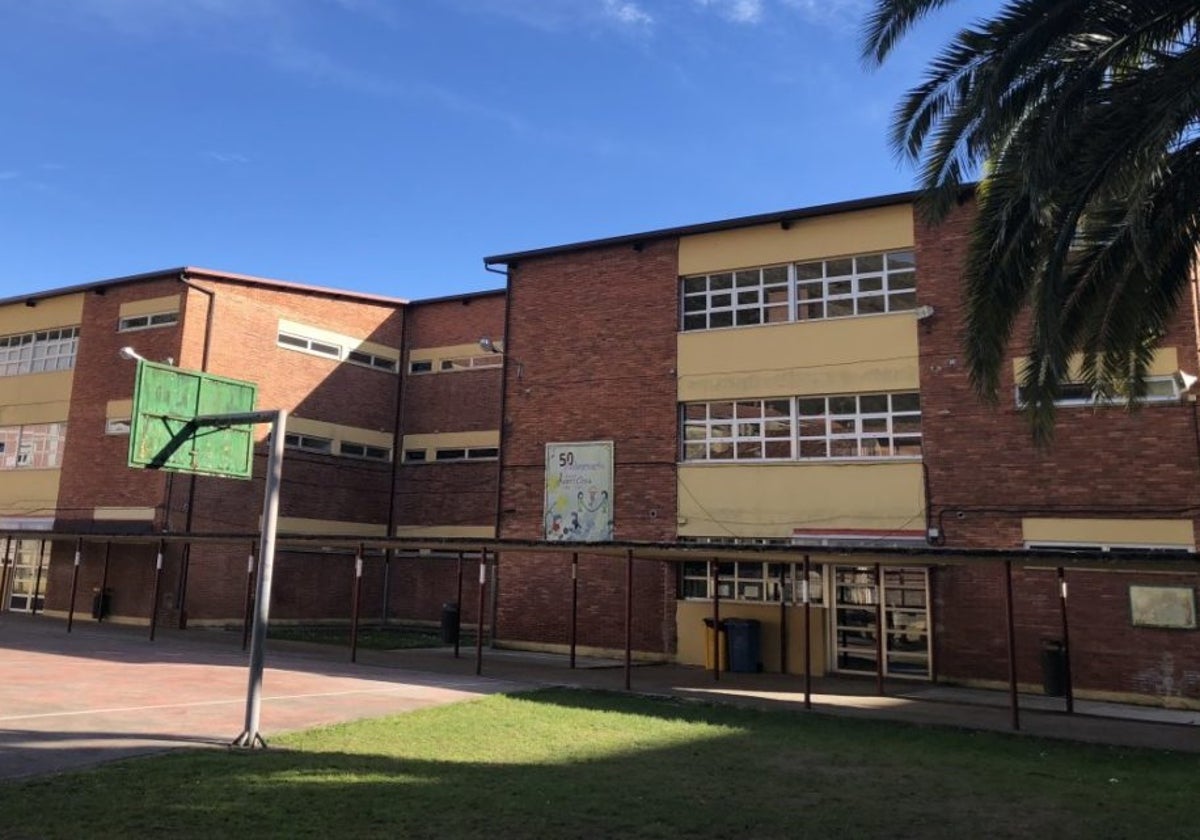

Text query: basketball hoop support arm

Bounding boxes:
[200,408,287,749]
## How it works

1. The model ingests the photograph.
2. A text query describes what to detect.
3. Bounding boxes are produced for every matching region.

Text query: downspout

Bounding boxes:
[173,273,216,629]
[382,302,410,623]
[485,259,513,647]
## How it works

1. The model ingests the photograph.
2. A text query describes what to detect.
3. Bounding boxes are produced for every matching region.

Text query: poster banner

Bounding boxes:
[544,441,613,542]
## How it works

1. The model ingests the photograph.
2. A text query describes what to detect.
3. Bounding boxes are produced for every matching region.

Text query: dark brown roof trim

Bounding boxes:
[483,189,919,266]
[410,287,506,306]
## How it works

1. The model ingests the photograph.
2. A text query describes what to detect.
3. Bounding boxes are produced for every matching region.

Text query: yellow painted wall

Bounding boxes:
[678,204,913,276]
[677,313,919,402]
[277,517,388,537]
[1011,348,1180,379]
[678,462,925,539]
[106,399,133,420]
[0,470,62,518]
[0,371,73,426]
[289,416,394,449]
[93,506,156,521]
[119,294,181,319]
[675,600,827,675]
[393,525,496,538]
[278,318,400,361]
[0,294,83,335]
[407,342,502,371]
[402,430,500,455]
[1022,518,1195,548]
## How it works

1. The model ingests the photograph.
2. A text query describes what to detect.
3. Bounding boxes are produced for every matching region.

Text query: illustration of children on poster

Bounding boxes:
[543,442,613,542]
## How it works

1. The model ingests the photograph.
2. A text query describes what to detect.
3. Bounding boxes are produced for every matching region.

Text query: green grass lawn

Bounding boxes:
[2,689,1197,839]
[266,623,476,650]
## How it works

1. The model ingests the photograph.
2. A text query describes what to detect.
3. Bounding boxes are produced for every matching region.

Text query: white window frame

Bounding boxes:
[679,558,825,606]
[118,311,179,332]
[277,331,342,360]
[338,440,392,461]
[408,360,434,374]
[346,350,397,373]
[682,399,793,462]
[0,423,67,469]
[439,354,503,372]
[284,432,333,454]
[105,418,131,436]
[432,446,499,462]
[0,327,79,377]
[1014,375,1181,408]
[681,264,791,331]
[797,393,922,460]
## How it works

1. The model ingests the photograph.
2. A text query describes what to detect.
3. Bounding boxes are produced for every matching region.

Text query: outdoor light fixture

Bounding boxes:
[118,346,146,362]
[914,305,936,321]
[1174,370,1198,393]
[478,336,504,354]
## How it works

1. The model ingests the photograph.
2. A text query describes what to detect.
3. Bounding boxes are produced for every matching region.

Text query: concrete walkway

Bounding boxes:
[2,612,1197,781]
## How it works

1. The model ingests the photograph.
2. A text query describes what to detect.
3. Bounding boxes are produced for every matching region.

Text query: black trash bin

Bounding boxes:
[724,618,762,673]
[441,602,461,644]
[90,587,112,620]
[1040,639,1066,696]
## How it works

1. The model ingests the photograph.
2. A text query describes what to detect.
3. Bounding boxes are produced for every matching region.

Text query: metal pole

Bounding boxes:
[711,559,721,682]
[350,547,364,663]
[233,408,287,749]
[97,542,111,623]
[0,536,11,613]
[779,565,788,674]
[928,566,939,684]
[148,540,165,641]
[67,539,82,633]
[1004,560,1020,731]
[1058,566,1074,714]
[30,540,45,616]
[241,544,256,652]
[489,551,500,648]
[802,555,812,710]
[454,552,464,659]
[569,552,579,669]
[624,549,633,692]
[474,549,487,676]
[874,563,884,696]
[381,549,392,626]
[176,542,192,630]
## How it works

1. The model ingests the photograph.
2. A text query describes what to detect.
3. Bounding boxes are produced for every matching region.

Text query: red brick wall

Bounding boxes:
[496,240,680,654]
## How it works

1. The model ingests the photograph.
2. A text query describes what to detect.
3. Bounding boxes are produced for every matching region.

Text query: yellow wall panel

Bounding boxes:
[679,204,913,276]
[93,506,156,521]
[677,314,919,401]
[0,371,73,426]
[118,294,181,319]
[277,517,388,536]
[278,318,400,360]
[289,416,394,449]
[1011,348,1180,379]
[678,462,925,539]
[402,430,500,451]
[0,294,83,335]
[106,399,134,420]
[393,525,497,538]
[0,469,61,517]
[1022,518,1194,548]
[675,600,827,674]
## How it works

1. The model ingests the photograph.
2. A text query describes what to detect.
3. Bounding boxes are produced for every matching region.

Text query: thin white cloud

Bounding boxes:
[205,152,250,165]
[0,171,20,181]
[779,0,870,29]
[694,0,764,25]
[602,0,653,27]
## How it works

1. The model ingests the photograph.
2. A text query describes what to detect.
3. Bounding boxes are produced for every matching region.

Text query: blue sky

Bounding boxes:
[0,0,986,301]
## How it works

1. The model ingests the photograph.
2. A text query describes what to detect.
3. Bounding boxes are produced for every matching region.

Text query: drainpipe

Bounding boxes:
[484,260,512,648]
[173,273,216,629]
[382,303,410,623]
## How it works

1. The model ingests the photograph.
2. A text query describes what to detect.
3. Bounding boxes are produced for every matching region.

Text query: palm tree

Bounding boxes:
[864,0,1200,439]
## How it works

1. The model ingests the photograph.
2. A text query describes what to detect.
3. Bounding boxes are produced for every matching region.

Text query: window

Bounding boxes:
[797,393,921,459]
[439,355,503,372]
[118,311,179,332]
[680,393,921,462]
[680,250,916,331]
[347,350,397,372]
[403,449,428,462]
[681,265,790,331]
[284,433,333,454]
[277,332,341,360]
[679,559,824,605]
[1015,375,1181,408]
[408,360,434,374]
[682,399,793,461]
[431,447,499,463]
[0,423,67,469]
[0,327,79,376]
[795,251,916,320]
[105,418,131,435]
[339,441,391,461]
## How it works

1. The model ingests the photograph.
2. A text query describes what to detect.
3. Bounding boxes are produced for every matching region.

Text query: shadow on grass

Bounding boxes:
[2,689,1197,840]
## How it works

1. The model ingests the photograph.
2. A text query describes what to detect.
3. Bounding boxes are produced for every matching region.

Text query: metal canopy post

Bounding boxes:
[30,540,44,616]
[232,408,287,749]
[874,563,884,696]
[778,564,788,674]
[350,546,364,663]
[624,549,633,691]
[475,549,488,676]
[241,544,256,652]
[711,559,721,682]
[67,538,82,633]
[1004,560,1020,731]
[0,536,10,613]
[569,552,578,669]
[454,552,464,659]
[97,542,111,622]
[148,540,165,640]
[1058,566,1074,714]
[803,554,812,710]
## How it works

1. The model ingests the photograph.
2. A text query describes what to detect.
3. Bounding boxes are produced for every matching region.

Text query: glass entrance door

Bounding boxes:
[5,539,48,613]
[832,565,930,679]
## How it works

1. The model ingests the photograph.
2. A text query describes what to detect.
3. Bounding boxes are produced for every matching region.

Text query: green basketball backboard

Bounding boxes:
[128,360,258,479]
